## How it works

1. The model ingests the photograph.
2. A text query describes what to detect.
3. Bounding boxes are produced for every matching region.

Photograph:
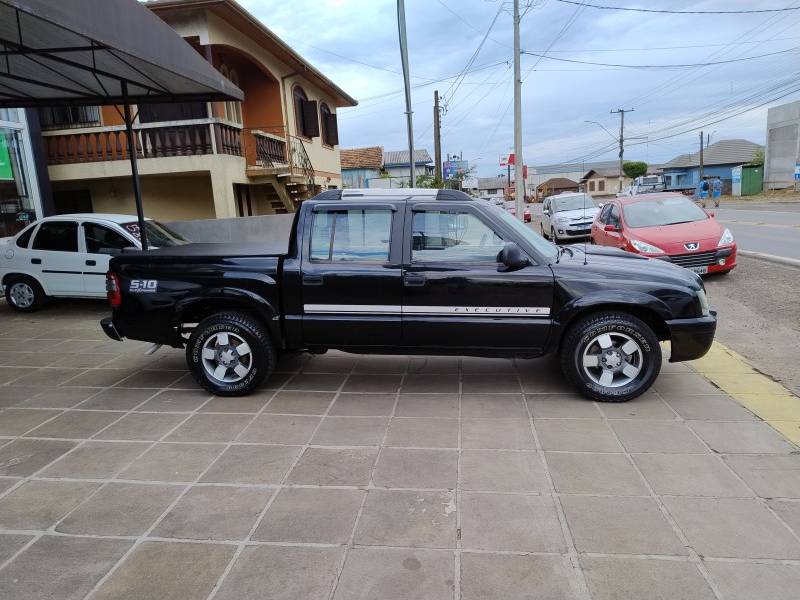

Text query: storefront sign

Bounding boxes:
[0,134,14,180]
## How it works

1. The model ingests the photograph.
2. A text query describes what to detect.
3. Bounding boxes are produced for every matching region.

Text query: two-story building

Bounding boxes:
[38,0,357,219]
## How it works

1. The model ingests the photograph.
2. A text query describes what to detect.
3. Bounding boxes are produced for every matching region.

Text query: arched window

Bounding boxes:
[319,102,339,147]
[293,86,319,139]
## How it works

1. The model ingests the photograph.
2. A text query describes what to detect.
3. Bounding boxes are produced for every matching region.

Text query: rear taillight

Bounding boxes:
[106,272,121,307]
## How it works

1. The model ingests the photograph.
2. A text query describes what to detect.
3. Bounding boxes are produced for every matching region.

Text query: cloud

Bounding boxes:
[238,0,800,175]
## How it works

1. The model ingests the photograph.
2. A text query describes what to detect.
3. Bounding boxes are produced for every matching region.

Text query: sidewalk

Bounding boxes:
[0,302,799,600]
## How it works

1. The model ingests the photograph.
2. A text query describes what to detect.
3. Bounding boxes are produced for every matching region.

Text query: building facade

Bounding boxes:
[662,139,763,193]
[0,109,44,238]
[37,0,356,220]
[764,100,800,191]
[340,146,384,188]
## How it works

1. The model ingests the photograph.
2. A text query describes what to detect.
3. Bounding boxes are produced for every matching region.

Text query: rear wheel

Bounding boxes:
[559,312,661,402]
[4,276,48,312]
[186,312,274,396]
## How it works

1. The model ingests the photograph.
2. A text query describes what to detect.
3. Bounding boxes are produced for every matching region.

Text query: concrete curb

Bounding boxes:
[738,250,800,268]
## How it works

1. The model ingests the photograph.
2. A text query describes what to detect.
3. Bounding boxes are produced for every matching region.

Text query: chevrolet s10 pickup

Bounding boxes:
[102,189,716,402]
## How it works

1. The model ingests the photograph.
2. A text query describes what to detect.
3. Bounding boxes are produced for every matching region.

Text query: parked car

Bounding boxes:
[590,193,736,275]
[1,214,187,311]
[541,192,599,243]
[102,189,716,403]
[503,200,531,222]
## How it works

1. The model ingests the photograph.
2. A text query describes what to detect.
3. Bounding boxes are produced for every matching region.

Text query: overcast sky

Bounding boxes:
[237,0,800,176]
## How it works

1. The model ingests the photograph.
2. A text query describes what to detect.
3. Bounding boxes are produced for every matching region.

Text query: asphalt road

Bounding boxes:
[712,202,800,261]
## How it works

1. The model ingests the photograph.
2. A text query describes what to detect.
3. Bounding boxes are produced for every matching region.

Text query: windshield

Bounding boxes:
[491,204,558,262]
[623,197,708,228]
[121,221,189,248]
[552,194,595,212]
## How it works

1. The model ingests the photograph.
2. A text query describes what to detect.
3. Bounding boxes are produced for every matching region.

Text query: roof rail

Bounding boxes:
[435,189,474,201]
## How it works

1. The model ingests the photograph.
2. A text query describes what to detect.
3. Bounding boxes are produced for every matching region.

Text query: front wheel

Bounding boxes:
[559,312,662,402]
[186,312,274,396]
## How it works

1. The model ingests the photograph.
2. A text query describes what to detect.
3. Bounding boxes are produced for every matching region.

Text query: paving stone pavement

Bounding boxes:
[0,300,799,600]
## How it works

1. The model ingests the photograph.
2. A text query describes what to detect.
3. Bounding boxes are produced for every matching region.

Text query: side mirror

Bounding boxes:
[604,224,619,232]
[543,209,549,215]
[498,242,530,272]
[597,203,604,208]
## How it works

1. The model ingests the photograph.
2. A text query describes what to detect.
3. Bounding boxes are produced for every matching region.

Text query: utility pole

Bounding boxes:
[513,0,525,221]
[433,90,442,182]
[699,130,704,183]
[397,0,415,187]
[611,108,633,193]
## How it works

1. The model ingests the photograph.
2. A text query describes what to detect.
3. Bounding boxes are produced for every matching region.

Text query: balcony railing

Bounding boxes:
[242,127,315,191]
[44,119,242,165]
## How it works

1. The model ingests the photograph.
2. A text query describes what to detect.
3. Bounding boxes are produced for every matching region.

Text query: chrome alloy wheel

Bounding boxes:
[201,331,253,383]
[9,282,35,309]
[581,332,643,388]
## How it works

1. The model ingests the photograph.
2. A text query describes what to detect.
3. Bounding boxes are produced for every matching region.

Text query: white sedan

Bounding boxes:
[1,214,187,312]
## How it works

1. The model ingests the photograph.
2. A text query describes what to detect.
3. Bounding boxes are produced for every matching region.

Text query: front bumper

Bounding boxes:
[665,311,717,362]
[555,227,592,239]
[100,317,123,342]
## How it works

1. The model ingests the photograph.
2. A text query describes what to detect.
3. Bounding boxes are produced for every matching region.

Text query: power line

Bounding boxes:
[554,0,800,14]
[433,0,510,49]
[441,2,505,107]
[523,34,800,53]
[521,45,800,69]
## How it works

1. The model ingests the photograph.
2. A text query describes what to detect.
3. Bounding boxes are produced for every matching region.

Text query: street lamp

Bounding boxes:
[584,120,618,142]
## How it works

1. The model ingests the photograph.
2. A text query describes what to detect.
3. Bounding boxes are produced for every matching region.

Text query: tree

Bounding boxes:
[751,148,764,166]
[623,161,648,179]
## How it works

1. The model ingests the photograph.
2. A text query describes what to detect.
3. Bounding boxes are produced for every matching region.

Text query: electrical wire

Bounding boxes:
[520,46,800,69]
[555,0,800,14]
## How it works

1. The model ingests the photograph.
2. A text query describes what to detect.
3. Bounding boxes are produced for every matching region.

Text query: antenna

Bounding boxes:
[583,160,588,265]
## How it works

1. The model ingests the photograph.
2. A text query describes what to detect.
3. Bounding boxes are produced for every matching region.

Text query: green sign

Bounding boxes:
[0,134,14,181]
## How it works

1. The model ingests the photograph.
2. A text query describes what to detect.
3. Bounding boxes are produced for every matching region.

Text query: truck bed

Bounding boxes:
[121,242,288,260]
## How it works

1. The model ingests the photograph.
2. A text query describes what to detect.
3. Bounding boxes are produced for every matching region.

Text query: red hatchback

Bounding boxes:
[591,193,736,275]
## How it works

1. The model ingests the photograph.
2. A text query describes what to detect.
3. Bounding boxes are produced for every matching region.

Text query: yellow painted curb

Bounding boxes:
[690,342,800,447]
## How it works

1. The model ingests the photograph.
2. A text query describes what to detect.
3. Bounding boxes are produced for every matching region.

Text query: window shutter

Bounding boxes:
[301,99,319,137]
[325,112,339,146]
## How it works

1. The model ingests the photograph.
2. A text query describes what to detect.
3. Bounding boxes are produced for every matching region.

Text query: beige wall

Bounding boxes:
[585,176,630,196]
[161,8,344,183]
[52,174,216,222]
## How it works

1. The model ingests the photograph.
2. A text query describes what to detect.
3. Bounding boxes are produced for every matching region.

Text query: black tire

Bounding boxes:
[559,311,662,402]
[4,275,48,312]
[186,312,274,396]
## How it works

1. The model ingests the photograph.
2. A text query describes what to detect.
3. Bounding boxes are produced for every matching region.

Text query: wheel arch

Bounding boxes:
[1,271,50,295]
[552,294,671,352]
[172,289,282,348]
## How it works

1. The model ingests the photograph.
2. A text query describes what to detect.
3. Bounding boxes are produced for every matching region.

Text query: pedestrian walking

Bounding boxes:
[698,177,710,207]
[712,176,722,207]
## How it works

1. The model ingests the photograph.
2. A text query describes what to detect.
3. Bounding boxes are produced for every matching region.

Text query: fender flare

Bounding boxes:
[551,290,672,345]
[172,287,281,342]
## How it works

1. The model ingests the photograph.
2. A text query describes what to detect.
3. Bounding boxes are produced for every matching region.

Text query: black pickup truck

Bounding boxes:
[102,189,716,402]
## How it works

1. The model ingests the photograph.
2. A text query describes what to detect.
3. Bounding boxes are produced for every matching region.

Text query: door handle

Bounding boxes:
[86,259,96,266]
[404,273,426,287]
[31,258,41,265]
[302,274,324,286]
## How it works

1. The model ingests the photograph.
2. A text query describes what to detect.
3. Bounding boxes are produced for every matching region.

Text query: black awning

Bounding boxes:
[0,0,243,107]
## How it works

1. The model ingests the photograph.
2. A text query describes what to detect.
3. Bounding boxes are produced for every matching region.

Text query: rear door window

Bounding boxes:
[32,221,78,252]
[310,209,392,262]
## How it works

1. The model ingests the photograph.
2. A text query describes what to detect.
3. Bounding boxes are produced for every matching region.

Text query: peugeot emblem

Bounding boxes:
[684,242,699,251]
